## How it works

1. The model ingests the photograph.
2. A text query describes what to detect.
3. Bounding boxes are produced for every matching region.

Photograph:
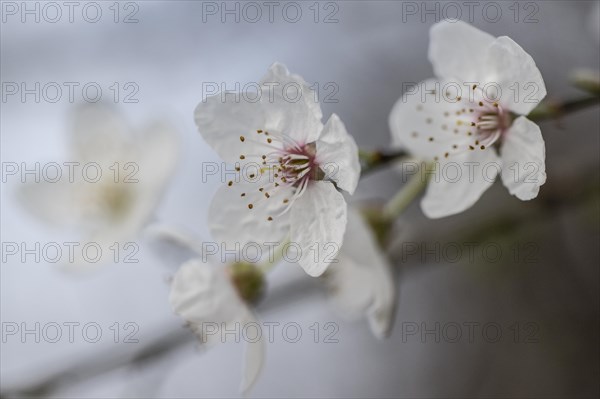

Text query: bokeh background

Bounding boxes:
[1,1,599,397]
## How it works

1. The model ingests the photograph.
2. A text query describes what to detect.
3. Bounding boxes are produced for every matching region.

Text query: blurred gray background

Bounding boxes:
[1,1,599,397]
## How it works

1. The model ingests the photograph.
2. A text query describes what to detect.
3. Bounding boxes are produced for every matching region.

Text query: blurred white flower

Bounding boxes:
[19,104,178,269]
[324,206,396,339]
[195,63,360,277]
[389,20,547,218]
[169,259,264,394]
[150,225,264,393]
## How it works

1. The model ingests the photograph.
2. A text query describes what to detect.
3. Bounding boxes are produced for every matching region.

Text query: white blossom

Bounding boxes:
[195,63,360,276]
[389,21,547,218]
[325,206,396,338]
[19,104,178,269]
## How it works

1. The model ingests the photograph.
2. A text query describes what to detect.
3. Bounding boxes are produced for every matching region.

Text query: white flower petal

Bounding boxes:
[485,36,546,115]
[389,79,475,160]
[239,313,265,394]
[421,149,501,218]
[195,65,325,163]
[69,103,133,162]
[428,20,495,82]
[18,180,81,227]
[102,122,180,240]
[208,174,292,250]
[144,224,205,257]
[326,206,395,338]
[136,121,179,192]
[170,260,263,393]
[316,114,360,194]
[260,62,323,144]
[500,116,546,200]
[290,181,347,277]
[194,94,272,164]
[169,259,247,328]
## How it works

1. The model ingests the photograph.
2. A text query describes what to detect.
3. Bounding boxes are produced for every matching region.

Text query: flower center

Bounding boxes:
[232,129,322,221]
[81,180,133,223]
[412,85,511,161]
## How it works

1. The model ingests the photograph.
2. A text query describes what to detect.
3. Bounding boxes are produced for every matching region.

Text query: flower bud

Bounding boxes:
[570,68,600,96]
[227,262,266,305]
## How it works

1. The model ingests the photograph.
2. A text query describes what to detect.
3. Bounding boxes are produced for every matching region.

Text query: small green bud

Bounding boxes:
[570,68,600,96]
[361,206,394,248]
[228,262,265,305]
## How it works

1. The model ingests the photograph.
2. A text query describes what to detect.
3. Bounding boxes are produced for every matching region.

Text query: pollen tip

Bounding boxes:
[248,204,253,209]
[240,136,245,142]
